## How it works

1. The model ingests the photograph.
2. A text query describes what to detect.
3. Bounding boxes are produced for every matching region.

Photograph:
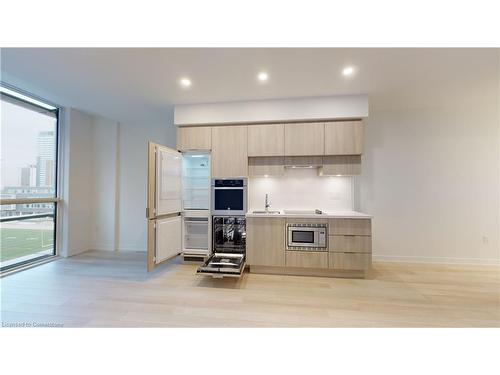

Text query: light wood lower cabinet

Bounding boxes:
[285,251,328,269]
[247,217,285,267]
[329,218,371,236]
[329,235,372,253]
[327,218,372,272]
[329,252,371,271]
[247,217,372,278]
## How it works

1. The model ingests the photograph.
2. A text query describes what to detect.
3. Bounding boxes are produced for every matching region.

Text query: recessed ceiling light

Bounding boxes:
[180,78,192,88]
[257,72,269,82]
[342,66,355,77]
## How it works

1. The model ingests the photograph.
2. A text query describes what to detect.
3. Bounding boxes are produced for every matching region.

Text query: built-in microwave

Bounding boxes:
[211,178,247,216]
[286,223,327,251]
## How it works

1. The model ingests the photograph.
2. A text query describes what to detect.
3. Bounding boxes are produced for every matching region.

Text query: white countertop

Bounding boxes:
[245,210,372,219]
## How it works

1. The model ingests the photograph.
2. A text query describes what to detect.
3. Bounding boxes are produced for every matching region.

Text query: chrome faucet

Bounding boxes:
[265,193,271,212]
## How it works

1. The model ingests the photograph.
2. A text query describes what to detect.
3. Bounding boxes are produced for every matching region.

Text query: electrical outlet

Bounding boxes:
[482,236,489,244]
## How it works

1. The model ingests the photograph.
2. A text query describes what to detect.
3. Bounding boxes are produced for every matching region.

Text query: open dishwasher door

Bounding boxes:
[197,216,246,278]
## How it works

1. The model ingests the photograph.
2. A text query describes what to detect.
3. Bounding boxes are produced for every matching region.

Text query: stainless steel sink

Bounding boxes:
[252,210,281,214]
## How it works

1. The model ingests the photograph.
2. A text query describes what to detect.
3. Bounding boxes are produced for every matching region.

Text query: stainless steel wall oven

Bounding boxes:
[211,178,247,216]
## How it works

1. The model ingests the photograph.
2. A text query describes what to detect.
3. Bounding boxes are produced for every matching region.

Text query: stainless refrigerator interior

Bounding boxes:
[182,152,211,257]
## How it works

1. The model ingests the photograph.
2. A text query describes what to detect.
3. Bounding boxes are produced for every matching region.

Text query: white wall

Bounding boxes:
[117,116,176,251]
[174,95,368,125]
[60,109,120,256]
[357,75,500,264]
[60,109,176,256]
[89,117,119,251]
[249,169,353,212]
[60,108,94,257]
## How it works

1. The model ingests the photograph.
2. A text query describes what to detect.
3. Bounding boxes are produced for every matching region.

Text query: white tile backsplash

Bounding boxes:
[248,168,353,212]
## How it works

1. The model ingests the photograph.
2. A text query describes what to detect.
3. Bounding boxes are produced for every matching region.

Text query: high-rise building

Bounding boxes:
[36,131,55,187]
[20,164,37,187]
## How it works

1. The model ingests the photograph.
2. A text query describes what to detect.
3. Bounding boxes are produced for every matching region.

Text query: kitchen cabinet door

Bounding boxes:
[285,251,328,269]
[284,122,324,156]
[329,235,372,253]
[211,125,248,178]
[329,218,372,236]
[176,126,212,151]
[147,142,183,272]
[324,121,363,155]
[247,123,285,156]
[156,215,182,263]
[328,252,371,271]
[247,217,285,266]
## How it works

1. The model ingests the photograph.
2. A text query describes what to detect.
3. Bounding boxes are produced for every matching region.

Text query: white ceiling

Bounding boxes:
[1,48,498,124]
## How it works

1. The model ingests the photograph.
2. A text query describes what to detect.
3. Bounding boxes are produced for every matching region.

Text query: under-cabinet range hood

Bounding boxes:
[284,165,318,169]
[284,156,322,169]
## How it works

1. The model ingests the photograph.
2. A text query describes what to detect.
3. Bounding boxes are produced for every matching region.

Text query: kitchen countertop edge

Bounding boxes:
[245,211,372,219]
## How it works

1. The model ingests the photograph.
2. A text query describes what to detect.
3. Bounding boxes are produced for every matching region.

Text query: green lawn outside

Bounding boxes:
[0,228,54,262]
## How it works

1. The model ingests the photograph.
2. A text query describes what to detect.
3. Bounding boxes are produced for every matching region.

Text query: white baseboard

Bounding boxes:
[373,254,500,266]
[88,245,146,252]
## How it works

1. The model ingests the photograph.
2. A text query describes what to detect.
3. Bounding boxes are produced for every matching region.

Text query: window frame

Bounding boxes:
[0,82,61,272]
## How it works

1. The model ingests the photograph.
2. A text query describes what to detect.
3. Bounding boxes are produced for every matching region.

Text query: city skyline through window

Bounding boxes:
[1,100,56,192]
[1,88,59,271]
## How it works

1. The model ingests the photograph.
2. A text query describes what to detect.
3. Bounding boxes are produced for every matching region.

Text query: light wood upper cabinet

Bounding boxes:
[247,217,285,267]
[211,125,248,177]
[284,122,324,156]
[247,124,285,157]
[176,126,211,151]
[324,121,363,155]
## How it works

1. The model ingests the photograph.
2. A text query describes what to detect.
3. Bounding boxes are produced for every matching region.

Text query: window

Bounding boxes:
[0,84,59,271]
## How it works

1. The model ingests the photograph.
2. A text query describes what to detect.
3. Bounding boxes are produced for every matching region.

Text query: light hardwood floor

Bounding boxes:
[1,250,499,327]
